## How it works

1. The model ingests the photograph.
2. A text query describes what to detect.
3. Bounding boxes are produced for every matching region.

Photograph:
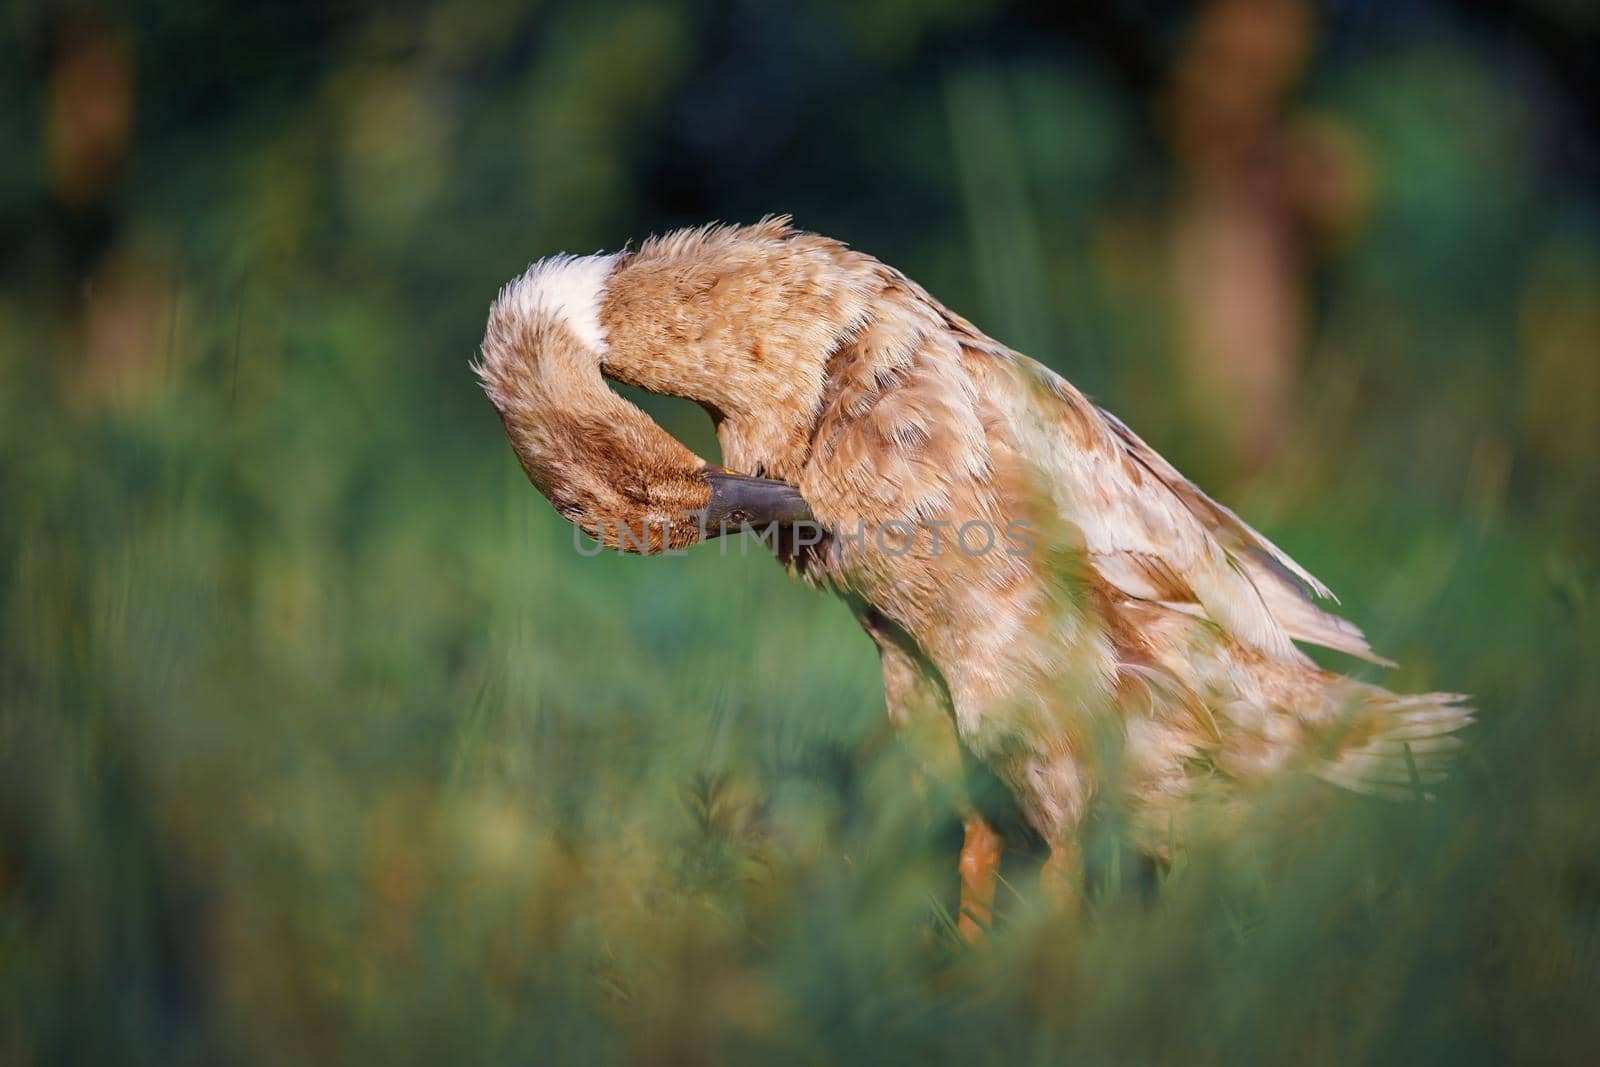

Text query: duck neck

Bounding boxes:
[598,222,877,481]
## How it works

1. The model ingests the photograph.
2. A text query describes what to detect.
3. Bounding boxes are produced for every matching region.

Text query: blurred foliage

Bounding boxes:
[2,1,1598,1064]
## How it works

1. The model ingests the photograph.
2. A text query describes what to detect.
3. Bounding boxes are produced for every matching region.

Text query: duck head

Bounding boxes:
[476,238,821,553]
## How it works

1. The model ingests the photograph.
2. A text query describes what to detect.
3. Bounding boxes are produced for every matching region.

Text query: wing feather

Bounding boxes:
[1012,358,1388,666]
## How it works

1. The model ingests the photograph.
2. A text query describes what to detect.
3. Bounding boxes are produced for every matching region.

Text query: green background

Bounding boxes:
[2,2,1596,1063]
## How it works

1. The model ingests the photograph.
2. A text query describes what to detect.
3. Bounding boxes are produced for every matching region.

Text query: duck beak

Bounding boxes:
[702,470,814,534]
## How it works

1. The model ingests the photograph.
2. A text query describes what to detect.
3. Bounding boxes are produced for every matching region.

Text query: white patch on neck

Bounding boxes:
[496,251,621,354]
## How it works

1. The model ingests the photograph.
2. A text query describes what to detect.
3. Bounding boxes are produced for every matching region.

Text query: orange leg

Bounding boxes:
[1040,839,1084,919]
[958,814,1005,942]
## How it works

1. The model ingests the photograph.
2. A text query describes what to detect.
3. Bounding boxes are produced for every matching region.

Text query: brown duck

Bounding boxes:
[476,218,1470,939]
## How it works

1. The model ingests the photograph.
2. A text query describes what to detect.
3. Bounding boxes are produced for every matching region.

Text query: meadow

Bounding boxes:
[3,3,1597,1063]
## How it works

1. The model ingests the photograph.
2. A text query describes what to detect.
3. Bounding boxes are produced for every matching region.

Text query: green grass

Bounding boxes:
[2,315,1596,1064]
[3,8,1597,1060]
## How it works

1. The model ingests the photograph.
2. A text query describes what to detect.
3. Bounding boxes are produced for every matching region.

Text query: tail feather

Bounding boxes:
[1315,692,1474,800]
